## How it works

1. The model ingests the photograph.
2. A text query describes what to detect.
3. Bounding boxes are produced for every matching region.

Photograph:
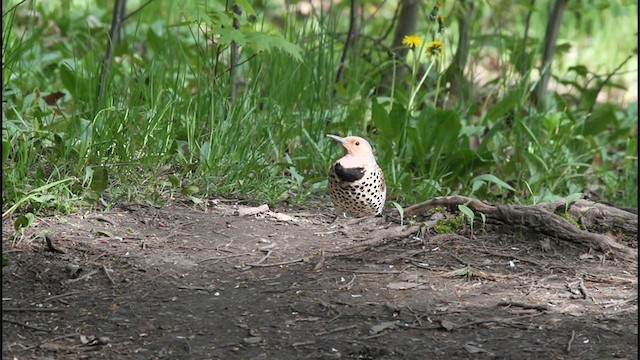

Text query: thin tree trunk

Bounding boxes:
[334,0,358,94]
[443,0,475,104]
[229,4,242,103]
[376,0,419,95]
[534,0,568,108]
[97,0,126,100]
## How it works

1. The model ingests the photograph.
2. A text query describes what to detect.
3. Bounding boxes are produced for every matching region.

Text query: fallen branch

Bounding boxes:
[497,301,549,311]
[43,291,82,303]
[315,324,358,336]
[2,318,51,332]
[64,270,99,284]
[246,258,307,268]
[198,252,253,264]
[451,312,544,331]
[566,330,576,353]
[3,307,66,313]
[405,196,637,260]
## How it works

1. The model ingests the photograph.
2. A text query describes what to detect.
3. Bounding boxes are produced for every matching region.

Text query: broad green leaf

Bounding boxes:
[471,174,515,192]
[215,28,247,46]
[235,0,256,16]
[565,192,584,204]
[14,213,35,231]
[568,65,589,77]
[188,195,204,204]
[59,63,77,98]
[392,201,405,226]
[2,140,9,168]
[483,90,520,124]
[182,185,199,196]
[245,32,303,62]
[458,204,475,222]
[168,174,181,188]
[90,166,109,194]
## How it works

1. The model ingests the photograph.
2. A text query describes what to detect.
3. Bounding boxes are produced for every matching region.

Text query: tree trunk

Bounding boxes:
[97,0,127,100]
[443,0,475,104]
[534,0,568,108]
[376,0,420,95]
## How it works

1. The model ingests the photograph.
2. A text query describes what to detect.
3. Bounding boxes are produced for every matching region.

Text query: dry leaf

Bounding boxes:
[370,321,399,335]
[43,91,65,105]
[440,320,457,331]
[386,282,420,290]
[464,343,489,354]
[236,204,270,216]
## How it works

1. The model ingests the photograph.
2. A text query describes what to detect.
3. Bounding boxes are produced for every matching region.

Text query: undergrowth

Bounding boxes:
[2,0,637,220]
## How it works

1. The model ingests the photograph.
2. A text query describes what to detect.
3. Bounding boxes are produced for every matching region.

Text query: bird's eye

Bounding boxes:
[355,141,360,146]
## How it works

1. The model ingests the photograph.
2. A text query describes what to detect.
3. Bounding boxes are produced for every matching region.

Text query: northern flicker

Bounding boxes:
[327,134,386,217]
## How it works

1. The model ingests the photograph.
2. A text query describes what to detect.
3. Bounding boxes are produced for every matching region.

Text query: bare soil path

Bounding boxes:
[2,200,637,359]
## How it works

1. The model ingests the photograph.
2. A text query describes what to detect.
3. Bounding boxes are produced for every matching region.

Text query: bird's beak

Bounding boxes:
[327,134,347,145]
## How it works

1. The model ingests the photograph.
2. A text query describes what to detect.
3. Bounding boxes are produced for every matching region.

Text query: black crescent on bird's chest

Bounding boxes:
[333,162,365,182]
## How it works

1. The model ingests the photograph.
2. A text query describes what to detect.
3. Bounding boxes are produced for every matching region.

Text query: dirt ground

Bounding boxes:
[2,199,638,359]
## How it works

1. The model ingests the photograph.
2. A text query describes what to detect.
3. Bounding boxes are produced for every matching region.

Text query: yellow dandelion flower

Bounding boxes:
[402,35,423,49]
[426,40,445,57]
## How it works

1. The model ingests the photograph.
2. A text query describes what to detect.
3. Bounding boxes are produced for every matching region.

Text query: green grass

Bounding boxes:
[2,0,637,219]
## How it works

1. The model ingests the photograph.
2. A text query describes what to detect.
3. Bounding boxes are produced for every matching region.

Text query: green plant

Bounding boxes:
[1,0,636,219]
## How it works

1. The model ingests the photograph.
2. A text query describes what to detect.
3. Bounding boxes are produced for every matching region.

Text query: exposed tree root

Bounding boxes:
[404,196,637,260]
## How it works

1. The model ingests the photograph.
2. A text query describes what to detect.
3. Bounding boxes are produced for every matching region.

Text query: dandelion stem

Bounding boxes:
[408,60,435,111]
[434,72,442,109]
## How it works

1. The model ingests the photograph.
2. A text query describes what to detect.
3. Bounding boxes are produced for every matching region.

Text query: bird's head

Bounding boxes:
[327,134,377,165]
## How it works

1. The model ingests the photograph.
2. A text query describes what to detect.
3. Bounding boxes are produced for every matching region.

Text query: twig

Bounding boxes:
[482,250,544,267]
[566,330,576,353]
[587,54,635,115]
[45,235,66,254]
[65,270,99,284]
[122,0,155,22]
[17,333,80,352]
[313,249,325,272]
[86,215,116,225]
[450,253,472,267]
[315,324,358,336]
[453,312,543,331]
[3,307,66,313]
[224,54,258,73]
[337,274,357,291]
[602,295,639,309]
[43,291,82,303]
[292,341,316,347]
[178,286,210,291]
[335,269,403,274]
[497,301,549,311]
[2,318,51,332]
[102,264,115,285]
[198,252,253,264]
[578,278,589,300]
[246,250,272,266]
[246,257,307,268]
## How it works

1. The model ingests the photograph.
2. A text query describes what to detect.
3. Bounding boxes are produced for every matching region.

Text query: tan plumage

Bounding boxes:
[327,134,386,217]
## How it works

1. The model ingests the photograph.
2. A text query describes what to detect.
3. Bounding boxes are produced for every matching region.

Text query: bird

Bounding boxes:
[327,134,386,218]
